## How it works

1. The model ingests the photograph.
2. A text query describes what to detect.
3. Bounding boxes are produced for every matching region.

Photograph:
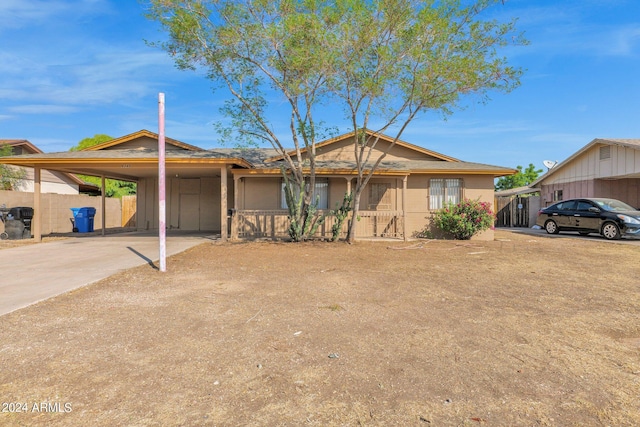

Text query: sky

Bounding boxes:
[1,0,640,172]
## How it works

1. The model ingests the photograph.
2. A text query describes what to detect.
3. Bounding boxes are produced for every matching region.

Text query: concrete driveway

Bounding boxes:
[0,232,214,316]
[501,227,640,245]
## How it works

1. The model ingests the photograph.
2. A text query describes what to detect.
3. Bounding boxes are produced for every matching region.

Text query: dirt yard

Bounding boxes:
[1,231,639,426]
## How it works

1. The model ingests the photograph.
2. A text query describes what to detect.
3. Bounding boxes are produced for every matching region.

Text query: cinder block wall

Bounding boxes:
[0,190,122,235]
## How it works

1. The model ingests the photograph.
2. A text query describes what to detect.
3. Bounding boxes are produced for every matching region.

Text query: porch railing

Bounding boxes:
[232,210,404,240]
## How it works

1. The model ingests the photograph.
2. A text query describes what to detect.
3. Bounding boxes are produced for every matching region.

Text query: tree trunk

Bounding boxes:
[346,189,363,243]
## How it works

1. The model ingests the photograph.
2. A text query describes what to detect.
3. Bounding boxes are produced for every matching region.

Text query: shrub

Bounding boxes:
[433,199,494,240]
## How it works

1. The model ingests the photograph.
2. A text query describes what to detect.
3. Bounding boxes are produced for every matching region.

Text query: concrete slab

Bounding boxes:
[0,232,214,316]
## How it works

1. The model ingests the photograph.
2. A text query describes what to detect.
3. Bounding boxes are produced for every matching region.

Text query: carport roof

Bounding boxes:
[0,148,255,181]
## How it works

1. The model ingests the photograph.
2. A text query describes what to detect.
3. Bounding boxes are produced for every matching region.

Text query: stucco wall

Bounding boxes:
[235,173,496,240]
[314,135,443,162]
[0,190,121,235]
[404,174,496,240]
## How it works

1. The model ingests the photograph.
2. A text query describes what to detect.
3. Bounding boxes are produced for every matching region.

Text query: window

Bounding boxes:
[559,201,576,211]
[429,178,462,210]
[281,178,328,209]
[553,190,563,202]
[577,201,594,211]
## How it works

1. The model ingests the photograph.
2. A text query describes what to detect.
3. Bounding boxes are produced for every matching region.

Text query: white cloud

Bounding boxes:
[8,105,79,114]
[0,0,109,29]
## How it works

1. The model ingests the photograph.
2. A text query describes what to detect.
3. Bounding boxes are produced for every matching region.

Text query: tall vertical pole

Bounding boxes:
[101,175,106,237]
[158,93,167,272]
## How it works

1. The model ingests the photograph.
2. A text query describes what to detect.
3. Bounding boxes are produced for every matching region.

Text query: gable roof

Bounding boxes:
[266,129,460,163]
[0,139,44,154]
[531,138,640,187]
[84,129,204,152]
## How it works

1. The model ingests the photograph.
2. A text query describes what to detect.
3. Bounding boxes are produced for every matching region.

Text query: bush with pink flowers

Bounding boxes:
[433,199,494,240]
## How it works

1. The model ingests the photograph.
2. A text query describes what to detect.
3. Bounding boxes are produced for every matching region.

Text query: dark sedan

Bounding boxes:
[536,197,640,240]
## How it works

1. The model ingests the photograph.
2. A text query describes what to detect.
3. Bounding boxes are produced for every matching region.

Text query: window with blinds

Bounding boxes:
[429,178,463,210]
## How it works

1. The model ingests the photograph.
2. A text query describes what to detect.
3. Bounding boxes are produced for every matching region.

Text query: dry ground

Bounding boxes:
[1,231,639,426]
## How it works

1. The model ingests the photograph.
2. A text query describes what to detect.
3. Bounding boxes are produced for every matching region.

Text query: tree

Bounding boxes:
[0,143,26,190]
[70,135,137,197]
[146,0,525,242]
[495,163,542,191]
[69,134,113,152]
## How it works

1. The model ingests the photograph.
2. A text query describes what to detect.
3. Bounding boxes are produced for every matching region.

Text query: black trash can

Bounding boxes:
[1,207,34,240]
[75,207,96,233]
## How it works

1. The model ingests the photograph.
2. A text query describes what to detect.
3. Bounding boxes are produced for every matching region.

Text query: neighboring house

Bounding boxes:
[0,129,515,240]
[0,139,97,194]
[531,138,640,208]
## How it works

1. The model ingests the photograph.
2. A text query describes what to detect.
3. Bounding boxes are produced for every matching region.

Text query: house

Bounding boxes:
[531,138,640,208]
[0,129,515,241]
[0,139,97,194]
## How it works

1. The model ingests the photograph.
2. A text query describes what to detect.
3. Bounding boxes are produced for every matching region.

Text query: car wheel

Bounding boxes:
[0,232,8,240]
[601,222,621,240]
[544,220,559,235]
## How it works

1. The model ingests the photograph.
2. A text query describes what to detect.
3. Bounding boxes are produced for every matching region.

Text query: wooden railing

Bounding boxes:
[232,210,404,240]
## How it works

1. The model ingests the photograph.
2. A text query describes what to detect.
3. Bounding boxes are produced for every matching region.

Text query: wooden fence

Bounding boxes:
[232,209,404,240]
[121,195,137,227]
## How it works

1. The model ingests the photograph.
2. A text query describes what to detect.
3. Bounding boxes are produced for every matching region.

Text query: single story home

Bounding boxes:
[0,129,515,241]
[531,138,640,208]
[0,139,98,194]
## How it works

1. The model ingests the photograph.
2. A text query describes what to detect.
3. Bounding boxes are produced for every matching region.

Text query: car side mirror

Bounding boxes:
[588,207,600,213]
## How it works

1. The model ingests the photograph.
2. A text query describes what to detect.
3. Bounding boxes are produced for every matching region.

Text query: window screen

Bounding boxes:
[429,178,463,210]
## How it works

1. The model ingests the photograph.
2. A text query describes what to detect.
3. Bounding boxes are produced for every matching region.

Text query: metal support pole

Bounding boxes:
[158,93,167,272]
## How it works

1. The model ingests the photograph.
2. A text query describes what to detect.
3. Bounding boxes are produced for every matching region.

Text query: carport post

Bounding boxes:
[158,93,167,272]
[33,167,42,242]
[101,175,106,236]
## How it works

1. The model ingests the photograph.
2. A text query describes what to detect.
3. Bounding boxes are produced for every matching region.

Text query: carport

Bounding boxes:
[0,130,251,242]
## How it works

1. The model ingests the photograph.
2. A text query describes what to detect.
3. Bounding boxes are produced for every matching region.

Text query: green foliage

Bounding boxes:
[69,135,136,197]
[282,170,325,242]
[69,134,112,151]
[146,0,526,242]
[0,144,26,190]
[495,164,543,191]
[433,199,494,240]
[329,192,353,242]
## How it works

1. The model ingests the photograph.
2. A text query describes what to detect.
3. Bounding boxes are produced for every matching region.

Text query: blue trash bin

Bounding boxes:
[75,207,96,233]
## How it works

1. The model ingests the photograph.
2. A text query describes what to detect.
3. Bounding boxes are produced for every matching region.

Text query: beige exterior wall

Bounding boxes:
[0,190,121,235]
[101,136,189,151]
[234,173,496,240]
[137,175,231,232]
[403,174,495,240]
[314,135,442,162]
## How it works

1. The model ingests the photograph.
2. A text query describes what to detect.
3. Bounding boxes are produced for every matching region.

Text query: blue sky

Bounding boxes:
[1,0,640,172]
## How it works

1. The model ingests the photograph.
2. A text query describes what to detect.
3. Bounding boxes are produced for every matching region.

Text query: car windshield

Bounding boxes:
[593,199,636,212]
